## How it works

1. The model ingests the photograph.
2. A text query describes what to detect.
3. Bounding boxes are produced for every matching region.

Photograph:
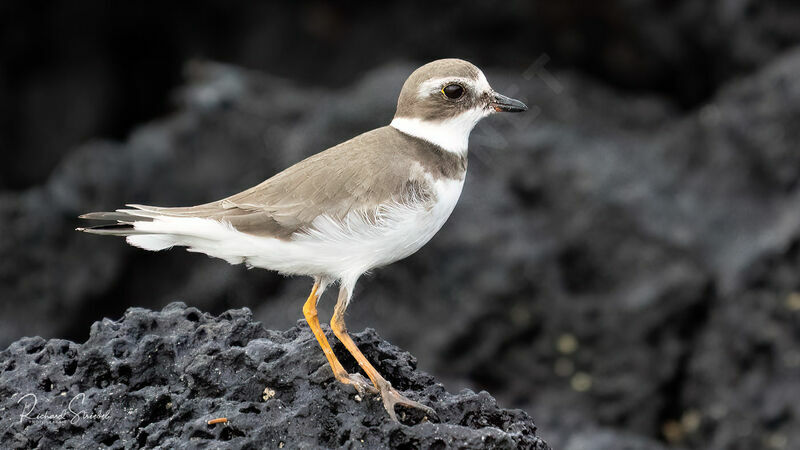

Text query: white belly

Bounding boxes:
[266,177,465,279]
[126,177,465,281]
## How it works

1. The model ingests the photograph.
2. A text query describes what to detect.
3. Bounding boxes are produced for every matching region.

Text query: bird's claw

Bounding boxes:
[342,372,378,396]
[377,380,436,423]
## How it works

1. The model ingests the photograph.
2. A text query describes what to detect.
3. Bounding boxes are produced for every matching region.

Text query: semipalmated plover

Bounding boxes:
[78,58,527,421]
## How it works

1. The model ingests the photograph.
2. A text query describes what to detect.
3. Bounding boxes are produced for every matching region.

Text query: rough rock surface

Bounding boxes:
[1,45,799,450]
[0,303,549,449]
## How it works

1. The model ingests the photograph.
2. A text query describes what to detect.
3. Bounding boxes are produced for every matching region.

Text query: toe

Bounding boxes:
[379,385,436,423]
[334,370,378,397]
[347,373,378,395]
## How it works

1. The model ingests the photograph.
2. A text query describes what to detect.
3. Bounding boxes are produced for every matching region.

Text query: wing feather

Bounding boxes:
[127,127,420,238]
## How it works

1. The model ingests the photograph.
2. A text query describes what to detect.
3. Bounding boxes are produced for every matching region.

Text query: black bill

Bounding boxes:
[491,92,528,112]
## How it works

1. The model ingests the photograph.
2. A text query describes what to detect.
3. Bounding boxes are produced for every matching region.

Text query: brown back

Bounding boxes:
[134,126,466,239]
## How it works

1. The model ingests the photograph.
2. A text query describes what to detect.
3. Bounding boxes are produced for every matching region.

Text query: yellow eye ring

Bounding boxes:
[442,84,464,99]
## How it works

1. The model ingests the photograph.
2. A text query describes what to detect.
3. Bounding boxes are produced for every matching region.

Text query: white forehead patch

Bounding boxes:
[475,69,491,92]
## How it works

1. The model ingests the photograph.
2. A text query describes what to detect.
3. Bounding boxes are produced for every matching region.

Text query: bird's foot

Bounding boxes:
[338,372,378,396]
[376,379,436,423]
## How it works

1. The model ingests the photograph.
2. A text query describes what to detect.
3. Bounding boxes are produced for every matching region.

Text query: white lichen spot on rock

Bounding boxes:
[681,409,701,433]
[765,432,788,449]
[570,372,592,392]
[785,292,800,311]
[556,334,578,354]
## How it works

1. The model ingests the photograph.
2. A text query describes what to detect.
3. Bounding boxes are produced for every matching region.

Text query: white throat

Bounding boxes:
[390,108,488,156]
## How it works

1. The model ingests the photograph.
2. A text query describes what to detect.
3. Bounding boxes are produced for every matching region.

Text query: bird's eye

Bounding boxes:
[442,84,464,99]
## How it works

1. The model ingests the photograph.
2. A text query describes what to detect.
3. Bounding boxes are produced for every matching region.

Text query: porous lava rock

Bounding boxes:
[0,302,549,449]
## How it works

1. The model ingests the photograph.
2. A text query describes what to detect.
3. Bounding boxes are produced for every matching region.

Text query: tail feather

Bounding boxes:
[78,211,153,223]
[77,206,216,252]
[125,234,178,251]
[77,208,161,237]
[76,223,151,236]
[77,204,242,254]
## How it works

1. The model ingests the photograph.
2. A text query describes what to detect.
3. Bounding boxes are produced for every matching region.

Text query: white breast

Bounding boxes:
[278,176,466,280]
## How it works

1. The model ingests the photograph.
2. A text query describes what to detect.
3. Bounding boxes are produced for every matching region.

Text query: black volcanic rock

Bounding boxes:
[4,1,800,190]
[0,303,549,449]
[1,44,800,449]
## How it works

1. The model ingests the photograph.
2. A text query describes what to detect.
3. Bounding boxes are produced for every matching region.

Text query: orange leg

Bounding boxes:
[302,280,376,395]
[330,285,435,422]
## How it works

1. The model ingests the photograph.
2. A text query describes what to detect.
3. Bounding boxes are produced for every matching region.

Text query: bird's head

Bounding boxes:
[391,58,527,155]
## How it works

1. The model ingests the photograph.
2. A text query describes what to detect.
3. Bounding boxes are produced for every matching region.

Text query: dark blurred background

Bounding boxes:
[2,1,799,449]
